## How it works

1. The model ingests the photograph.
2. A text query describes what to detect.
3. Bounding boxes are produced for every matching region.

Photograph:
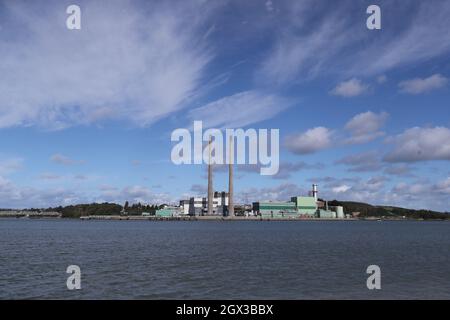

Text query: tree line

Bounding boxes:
[42,202,167,218]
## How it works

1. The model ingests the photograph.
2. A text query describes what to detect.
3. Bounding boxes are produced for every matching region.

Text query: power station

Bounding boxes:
[156,138,345,219]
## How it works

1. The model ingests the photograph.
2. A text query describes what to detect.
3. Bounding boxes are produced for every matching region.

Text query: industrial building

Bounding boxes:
[155,206,182,217]
[252,184,345,219]
[181,191,230,216]
[160,184,345,219]
[166,136,346,219]
[291,196,317,217]
[252,201,296,218]
[178,135,235,217]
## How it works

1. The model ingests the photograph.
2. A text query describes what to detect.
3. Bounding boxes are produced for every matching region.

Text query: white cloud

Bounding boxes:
[238,183,306,203]
[218,162,323,180]
[332,185,350,193]
[272,161,324,180]
[0,157,23,175]
[384,127,450,162]
[188,90,292,128]
[392,182,428,196]
[131,160,142,167]
[330,78,369,97]
[190,184,207,195]
[38,173,62,180]
[377,75,387,84]
[50,154,84,165]
[265,1,274,12]
[0,1,213,129]
[344,111,388,144]
[335,151,382,172]
[385,179,449,211]
[345,111,388,136]
[315,176,386,202]
[0,176,17,202]
[98,185,173,205]
[398,74,448,94]
[314,175,445,211]
[240,176,450,212]
[383,164,414,177]
[285,127,333,155]
[0,175,88,208]
[435,177,450,194]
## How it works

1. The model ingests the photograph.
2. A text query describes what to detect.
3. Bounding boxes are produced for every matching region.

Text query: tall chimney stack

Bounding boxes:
[207,136,213,215]
[228,135,234,217]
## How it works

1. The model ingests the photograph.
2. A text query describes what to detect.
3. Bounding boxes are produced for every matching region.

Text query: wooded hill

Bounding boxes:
[328,200,449,220]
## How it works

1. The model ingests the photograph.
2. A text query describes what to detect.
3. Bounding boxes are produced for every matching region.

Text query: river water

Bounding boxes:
[0,219,449,299]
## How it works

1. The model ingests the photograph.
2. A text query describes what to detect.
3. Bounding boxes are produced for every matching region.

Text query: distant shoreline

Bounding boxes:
[1,214,448,221]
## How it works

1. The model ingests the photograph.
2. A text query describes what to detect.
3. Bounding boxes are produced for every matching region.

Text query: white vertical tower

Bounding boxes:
[312,184,318,201]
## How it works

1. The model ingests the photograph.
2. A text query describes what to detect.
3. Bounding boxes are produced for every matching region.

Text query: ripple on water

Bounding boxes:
[0,219,449,299]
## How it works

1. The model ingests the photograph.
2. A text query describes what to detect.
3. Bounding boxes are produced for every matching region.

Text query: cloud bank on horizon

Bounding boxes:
[0,0,449,211]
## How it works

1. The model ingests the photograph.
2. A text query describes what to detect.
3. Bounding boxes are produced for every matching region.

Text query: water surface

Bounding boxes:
[0,219,449,299]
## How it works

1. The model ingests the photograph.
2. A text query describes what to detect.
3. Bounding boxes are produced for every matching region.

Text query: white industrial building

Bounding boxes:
[180,191,229,216]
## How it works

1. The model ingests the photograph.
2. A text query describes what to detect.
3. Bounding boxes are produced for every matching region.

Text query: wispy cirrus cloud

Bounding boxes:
[258,1,450,84]
[0,0,215,129]
[360,2,450,75]
[188,90,293,128]
[257,9,353,85]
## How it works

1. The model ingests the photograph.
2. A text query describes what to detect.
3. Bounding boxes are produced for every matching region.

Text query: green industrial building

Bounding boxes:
[291,196,317,216]
[317,209,336,218]
[253,196,319,218]
[252,201,298,218]
[155,207,180,217]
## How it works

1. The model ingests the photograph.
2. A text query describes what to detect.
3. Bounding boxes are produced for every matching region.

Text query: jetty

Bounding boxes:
[0,211,61,218]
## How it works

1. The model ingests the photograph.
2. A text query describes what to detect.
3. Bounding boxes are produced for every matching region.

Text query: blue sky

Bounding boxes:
[0,0,449,210]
